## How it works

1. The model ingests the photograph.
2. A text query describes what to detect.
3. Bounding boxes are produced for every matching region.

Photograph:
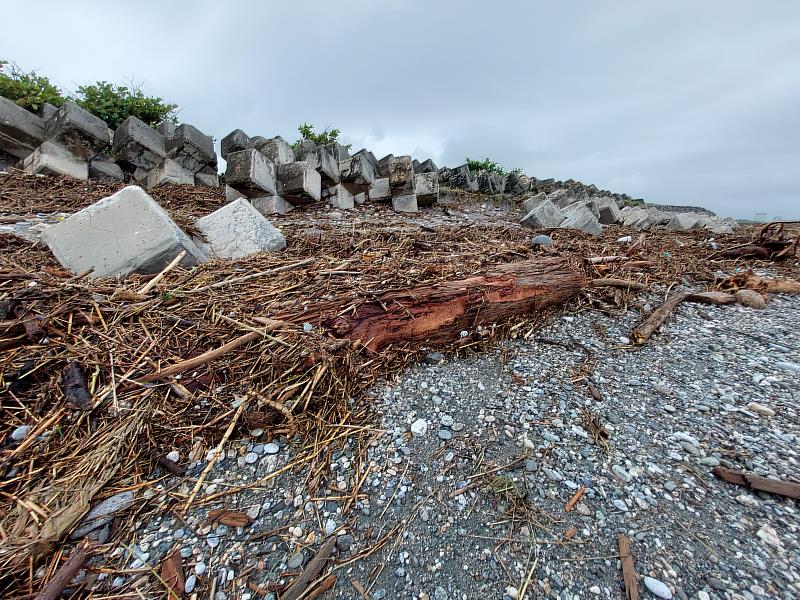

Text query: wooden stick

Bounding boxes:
[281,536,336,600]
[181,399,248,514]
[631,292,689,345]
[712,466,800,499]
[589,278,647,291]
[137,250,187,295]
[564,486,585,511]
[685,291,735,305]
[138,331,261,383]
[587,256,626,264]
[617,534,640,600]
[184,258,314,293]
[34,539,93,600]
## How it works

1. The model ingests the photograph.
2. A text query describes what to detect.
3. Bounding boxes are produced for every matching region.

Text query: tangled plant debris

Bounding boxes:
[0,170,798,598]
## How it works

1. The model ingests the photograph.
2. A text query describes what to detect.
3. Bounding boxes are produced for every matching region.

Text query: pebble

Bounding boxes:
[747,402,775,417]
[613,499,628,512]
[166,450,180,462]
[287,552,304,569]
[185,574,197,593]
[263,442,280,454]
[530,234,552,246]
[195,562,207,576]
[643,576,673,599]
[506,585,519,599]
[437,429,453,440]
[10,425,31,442]
[612,465,633,483]
[441,415,454,427]
[410,419,428,436]
[244,452,258,464]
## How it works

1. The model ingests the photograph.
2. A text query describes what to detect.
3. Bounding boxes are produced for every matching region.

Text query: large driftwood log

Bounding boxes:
[321,258,586,351]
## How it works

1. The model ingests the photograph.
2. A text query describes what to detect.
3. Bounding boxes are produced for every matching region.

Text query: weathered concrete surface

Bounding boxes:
[322,184,355,209]
[251,195,295,216]
[225,149,277,197]
[448,164,473,190]
[340,153,376,192]
[89,154,125,181]
[194,168,220,188]
[561,203,602,235]
[225,185,246,202]
[377,154,393,178]
[416,158,438,174]
[392,193,418,213]
[368,177,392,202]
[276,161,322,204]
[520,199,565,229]
[253,136,295,165]
[42,186,206,277]
[354,191,366,205]
[147,158,195,188]
[0,148,18,170]
[112,116,167,169]
[0,95,46,158]
[45,100,110,159]
[22,142,88,179]
[596,196,622,224]
[521,192,547,214]
[413,172,439,207]
[221,129,251,160]
[165,123,216,173]
[322,142,350,162]
[388,155,414,194]
[194,198,286,259]
[297,145,339,184]
[505,171,530,195]
[667,212,701,231]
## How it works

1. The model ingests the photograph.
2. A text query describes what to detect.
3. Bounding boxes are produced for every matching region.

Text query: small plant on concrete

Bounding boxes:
[0,59,66,114]
[466,157,509,176]
[75,81,178,130]
[293,123,351,150]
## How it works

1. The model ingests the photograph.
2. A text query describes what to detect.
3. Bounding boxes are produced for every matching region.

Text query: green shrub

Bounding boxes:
[465,157,509,176]
[292,123,351,149]
[0,60,66,114]
[74,81,178,130]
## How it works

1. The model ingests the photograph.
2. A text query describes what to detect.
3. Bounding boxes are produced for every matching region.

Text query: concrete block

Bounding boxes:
[354,192,366,205]
[353,148,378,173]
[221,129,251,160]
[667,212,701,230]
[112,116,166,169]
[0,95,46,158]
[45,100,110,159]
[157,121,177,138]
[521,199,565,229]
[294,139,317,159]
[521,192,547,214]
[251,195,294,216]
[322,142,350,162]
[505,171,530,195]
[165,123,215,173]
[89,154,124,181]
[277,161,321,204]
[322,184,354,210]
[42,185,206,278]
[339,153,376,193]
[596,196,622,224]
[417,158,438,174]
[147,158,194,188]
[253,136,295,165]
[392,193,418,213]
[561,203,602,235]
[225,185,245,202]
[413,172,439,207]
[299,145,339,185]
[437,166,451,184]
[368,177,392,202]
[194,171,220,188]
[412,158,421,173]
[377,154,393,178]
[387,155,414,194]
[195,198,285,259]
[22,142,88,179]
[448,164,473,190]
[225,149,277,197]
[41,103,58,123]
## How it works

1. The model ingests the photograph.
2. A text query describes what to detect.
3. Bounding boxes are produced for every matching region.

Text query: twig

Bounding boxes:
[183,258,314,293]
[617,534,640,600]
[33,539,93,600]
[137,250,187,295]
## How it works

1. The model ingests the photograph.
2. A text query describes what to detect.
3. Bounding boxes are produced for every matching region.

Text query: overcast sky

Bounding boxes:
[3,1,799,218]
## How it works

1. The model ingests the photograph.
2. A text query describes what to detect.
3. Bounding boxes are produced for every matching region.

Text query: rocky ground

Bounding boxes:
[111,282,800,600]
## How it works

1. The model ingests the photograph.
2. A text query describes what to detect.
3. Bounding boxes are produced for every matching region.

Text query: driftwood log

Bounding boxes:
[712,466,800,499]
[319,258,586,351]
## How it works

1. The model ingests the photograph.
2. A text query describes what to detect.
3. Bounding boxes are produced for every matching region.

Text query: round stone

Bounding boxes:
[185,574,197,594]
[437,429,453,440]
[263,443,280,454]
[410,419,428,436]
[643,576,673,599]
[10,425,31,442]
[287,552,304,570]
[245,452,259,464]
[441,415,454,427]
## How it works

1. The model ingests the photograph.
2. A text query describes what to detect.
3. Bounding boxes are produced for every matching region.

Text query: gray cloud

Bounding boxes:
[2,0,799,218]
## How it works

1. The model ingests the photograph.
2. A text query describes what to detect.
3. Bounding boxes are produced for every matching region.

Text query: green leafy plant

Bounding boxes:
[466,157,509,176]
[74,81,178,130]
[292,123,351,150]
[0,59,66,114]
